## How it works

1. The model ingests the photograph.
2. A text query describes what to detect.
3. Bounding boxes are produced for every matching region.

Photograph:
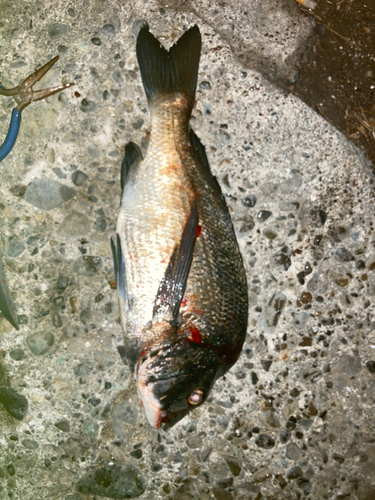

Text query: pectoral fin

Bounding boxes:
[111,234,127,307]
[121,141,143,193]
[153,201,199,325]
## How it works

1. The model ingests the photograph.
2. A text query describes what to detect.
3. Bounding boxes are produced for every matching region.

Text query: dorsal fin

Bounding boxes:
[190,128,226,202]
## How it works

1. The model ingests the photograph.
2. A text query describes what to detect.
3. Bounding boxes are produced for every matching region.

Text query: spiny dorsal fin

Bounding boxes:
[190,128,225,202]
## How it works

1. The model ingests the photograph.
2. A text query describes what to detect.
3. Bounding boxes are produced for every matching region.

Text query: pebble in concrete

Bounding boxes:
[76,464,146,499]
[0,388,28,420]
[24,179,75,210]
[59,212,90,236]
[26,331,54,355]
[71,170,88,186]
[0,1,374,499]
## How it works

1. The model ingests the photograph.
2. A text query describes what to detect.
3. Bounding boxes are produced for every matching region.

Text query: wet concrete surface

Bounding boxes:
[293,0,375,167]
[0,1,374,500]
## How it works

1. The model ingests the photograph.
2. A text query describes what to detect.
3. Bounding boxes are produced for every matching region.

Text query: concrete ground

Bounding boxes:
[0,1,374,499]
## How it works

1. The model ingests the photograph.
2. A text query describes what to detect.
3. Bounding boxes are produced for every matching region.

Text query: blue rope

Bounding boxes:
[0,107,22,162]
[0,88,22,329]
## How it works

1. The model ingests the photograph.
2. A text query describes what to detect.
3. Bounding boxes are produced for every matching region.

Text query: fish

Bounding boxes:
[111,24,248,429]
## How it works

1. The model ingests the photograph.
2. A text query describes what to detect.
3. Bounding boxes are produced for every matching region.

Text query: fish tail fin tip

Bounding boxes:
[136,25,201,106]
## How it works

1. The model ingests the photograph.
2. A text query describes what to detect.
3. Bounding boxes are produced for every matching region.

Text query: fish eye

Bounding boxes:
[188,389,204,405]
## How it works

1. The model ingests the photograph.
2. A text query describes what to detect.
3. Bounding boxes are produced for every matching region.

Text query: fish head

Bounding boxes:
[136,337,223,429]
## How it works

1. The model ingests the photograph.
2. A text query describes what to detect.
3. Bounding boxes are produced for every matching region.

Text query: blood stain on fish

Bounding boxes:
[189,325,202,343]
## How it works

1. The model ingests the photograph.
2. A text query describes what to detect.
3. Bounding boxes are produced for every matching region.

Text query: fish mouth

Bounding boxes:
[136,352,188,429]
[136,353,166,428]
[137,379,164,429]
[137,378,186,430]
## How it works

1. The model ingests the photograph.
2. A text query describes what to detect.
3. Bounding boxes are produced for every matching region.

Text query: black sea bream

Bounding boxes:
[112,25,248,429]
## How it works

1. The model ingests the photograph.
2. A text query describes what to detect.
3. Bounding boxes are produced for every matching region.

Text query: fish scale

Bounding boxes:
[113,24,248,429]
[119,100,193,326]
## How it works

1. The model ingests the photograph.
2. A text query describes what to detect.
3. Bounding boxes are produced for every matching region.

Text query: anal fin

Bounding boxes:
[153,201,199,325]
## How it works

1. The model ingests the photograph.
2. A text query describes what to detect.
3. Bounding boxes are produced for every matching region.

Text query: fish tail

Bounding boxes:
[136,25,201,113]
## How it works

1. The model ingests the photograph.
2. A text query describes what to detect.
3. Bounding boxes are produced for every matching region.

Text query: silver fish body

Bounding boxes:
[113,25,248,428]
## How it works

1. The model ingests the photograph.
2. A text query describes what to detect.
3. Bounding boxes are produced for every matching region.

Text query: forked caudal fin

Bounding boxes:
[136,25,201,111]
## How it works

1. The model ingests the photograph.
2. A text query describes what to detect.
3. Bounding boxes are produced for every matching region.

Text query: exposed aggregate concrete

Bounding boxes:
[0,1,374,499]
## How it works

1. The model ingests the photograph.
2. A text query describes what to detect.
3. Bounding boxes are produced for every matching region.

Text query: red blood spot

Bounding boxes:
[109,280,117,290]
[139,399,143,408]
[225,322,231,328]
[181,296,188,307]
[195,225,202,238]
[1,279,6,285]
[231,313,237,320]
[189,325,202,344]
